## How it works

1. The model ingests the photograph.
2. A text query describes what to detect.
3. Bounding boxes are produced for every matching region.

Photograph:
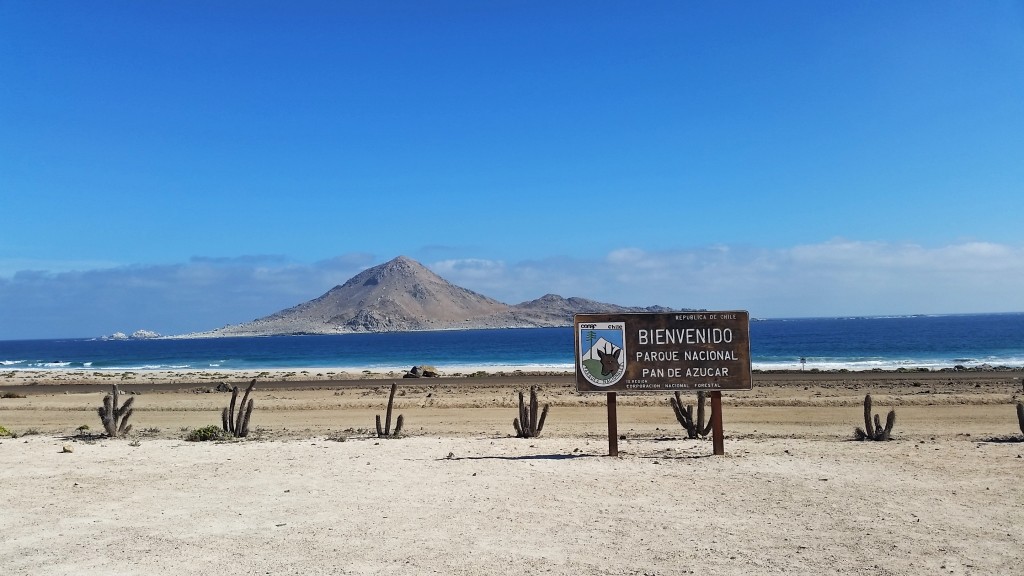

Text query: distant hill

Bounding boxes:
[193,255,682,337]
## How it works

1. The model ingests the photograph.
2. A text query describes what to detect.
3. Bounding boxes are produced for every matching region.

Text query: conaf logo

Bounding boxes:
[579,322,626,386]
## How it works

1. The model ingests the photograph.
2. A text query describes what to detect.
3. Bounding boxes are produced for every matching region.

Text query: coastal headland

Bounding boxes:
[2,368,1022,575]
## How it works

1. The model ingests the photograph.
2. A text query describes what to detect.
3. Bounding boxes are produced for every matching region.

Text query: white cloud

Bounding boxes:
[431,258,508,279]
[2,242,1022,339]
[597,241,1024,316]
[0,254,376,339]
[0,257,122,277]
[429,257,598,305]
[437,241,1024,318]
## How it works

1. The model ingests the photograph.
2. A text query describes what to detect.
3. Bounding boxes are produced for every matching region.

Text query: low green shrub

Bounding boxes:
[185,425,227,442]
[0,425,12,437]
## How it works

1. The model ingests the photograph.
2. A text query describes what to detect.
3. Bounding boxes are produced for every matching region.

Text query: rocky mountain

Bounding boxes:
[475,294,674,329]
[196,256,682,337]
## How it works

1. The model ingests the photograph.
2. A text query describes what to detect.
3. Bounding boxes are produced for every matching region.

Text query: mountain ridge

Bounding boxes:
[190,256,683,337]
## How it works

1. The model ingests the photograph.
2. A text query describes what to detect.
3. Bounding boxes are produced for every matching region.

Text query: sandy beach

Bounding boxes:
[2,369,1023,575]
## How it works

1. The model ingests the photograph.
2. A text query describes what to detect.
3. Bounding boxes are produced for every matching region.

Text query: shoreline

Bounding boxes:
[0,367,575,388]
[2,365,1022,389]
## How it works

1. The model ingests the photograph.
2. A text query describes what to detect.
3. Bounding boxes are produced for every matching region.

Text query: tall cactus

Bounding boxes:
[97,384,134,437]
[862,393,875,438]
[221,379,256,438]
[670,391,713,439]
[513,387,549,438]
[375,382,404,438]
[855,393,896,441]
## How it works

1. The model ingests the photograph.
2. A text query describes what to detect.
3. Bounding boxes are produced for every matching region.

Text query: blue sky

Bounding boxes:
[2,1,1023,339]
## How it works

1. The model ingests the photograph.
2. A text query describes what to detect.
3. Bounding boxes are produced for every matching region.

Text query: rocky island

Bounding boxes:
[188,255,680,337]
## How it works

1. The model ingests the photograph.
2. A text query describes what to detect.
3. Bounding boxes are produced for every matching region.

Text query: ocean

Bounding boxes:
[1,313,1023,373]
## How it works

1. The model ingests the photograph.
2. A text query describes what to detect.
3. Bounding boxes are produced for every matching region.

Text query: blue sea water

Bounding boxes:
[1,313,1022,373]
[751,313,1024,371]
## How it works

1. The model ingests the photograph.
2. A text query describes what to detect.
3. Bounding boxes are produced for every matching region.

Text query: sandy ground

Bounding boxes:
[2,369,1023,575]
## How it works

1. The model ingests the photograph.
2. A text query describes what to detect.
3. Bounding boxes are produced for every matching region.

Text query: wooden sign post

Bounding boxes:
[710,390,724,456]
[607,392,618,457]
[574,311,751,456]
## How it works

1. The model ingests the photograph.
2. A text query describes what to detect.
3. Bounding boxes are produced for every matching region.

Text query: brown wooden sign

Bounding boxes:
[574,311,751,393]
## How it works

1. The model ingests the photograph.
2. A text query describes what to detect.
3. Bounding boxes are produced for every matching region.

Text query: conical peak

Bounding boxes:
[365,255,429,279]
[380,255,419,271]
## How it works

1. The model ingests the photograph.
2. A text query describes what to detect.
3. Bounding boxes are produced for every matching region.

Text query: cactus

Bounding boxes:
[854,393,896,441]
[375,382,404,438]
[1017,401,1023,436]
[97,384,134,437]
[513,387,549,438]
[670,390,713,439]
[221,379,256,438]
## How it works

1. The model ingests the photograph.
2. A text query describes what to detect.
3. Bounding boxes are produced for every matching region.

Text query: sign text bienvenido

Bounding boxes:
[574,311,751,393]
